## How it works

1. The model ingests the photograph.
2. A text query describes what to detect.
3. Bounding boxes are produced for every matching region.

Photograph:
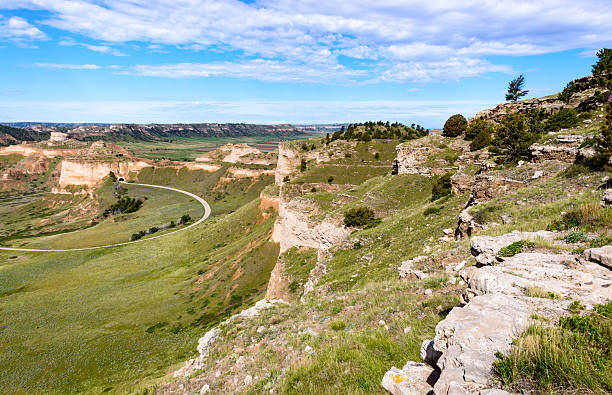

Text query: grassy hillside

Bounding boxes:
[0,198,278,394]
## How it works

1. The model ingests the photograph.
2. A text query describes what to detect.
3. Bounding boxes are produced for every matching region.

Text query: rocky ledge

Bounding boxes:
[383,231,612,395]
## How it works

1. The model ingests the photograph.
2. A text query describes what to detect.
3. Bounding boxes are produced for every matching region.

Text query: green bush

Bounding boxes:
[288,281,299,294]
[299,159,307,172]
[489,113,536,164]
[330,320,346,331]
[103,196,143,217]
[327,176,334,183]
[179,214,192,224]
[431,173,452,201]
[545,108,581,132]
[469,129,492,151]
[498,240,535,257]
[343,207,381,228]
[564,231,589,243]
[465,119,495,140]
[423,206,441,216]
[442,114,468,137]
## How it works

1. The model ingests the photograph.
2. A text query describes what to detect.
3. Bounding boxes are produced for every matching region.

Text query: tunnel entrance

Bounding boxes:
[118,177,125,182]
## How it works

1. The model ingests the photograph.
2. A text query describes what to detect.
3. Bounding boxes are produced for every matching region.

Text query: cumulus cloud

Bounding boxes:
[0,15,46,42]
[3,0,612,82]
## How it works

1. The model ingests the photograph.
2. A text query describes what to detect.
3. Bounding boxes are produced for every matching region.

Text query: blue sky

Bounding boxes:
[0,1,610,127]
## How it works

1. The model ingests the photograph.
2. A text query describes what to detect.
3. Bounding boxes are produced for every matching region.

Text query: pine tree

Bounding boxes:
[505,74,529,102]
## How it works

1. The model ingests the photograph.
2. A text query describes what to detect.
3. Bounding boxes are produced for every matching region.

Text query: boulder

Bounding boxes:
[584,245,612,270]
[432,293,562,395]
[470,230,555,266]
[398,256,429,279]
[197,327,220,358]
[465,252,612,306]
[381,361,436,395]
[455,209,479,240]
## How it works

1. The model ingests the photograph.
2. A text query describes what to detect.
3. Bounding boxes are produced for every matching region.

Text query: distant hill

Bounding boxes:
[0,124,50,146]
[0,123,306,145]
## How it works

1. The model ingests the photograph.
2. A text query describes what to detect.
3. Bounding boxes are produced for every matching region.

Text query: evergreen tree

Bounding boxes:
[489,113,536,163]
[505,74,529,102]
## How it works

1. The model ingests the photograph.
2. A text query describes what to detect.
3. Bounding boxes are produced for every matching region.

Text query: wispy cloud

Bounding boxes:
[59,37,127,56]
[0,99,497,125]
[124,60,367,83]
[34,62,101,70]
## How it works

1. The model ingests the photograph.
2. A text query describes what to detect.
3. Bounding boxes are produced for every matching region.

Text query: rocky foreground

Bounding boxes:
[383,232,612,395]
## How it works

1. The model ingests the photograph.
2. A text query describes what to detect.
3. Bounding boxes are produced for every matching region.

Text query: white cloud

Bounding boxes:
[58,36,126,56]
[3,0,612,82]
[125,59,367,83]
[0,15,46,42]
[34,62,101,69]
[0,99,496,125]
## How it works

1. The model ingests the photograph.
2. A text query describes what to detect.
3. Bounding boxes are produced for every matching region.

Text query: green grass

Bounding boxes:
[3,182,203,249]
[0,198,278,394]
[495,302,612,394]
[136,165,273,216]
[281,247,318,298]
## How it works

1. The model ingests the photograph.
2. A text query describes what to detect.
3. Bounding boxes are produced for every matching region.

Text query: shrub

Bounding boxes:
[103,196,143,217]
[469,129,492,151]
[568,300,586,314]
[343,206,381,228]
[179,214,192,225]
[288,281,299,294]
[564,231,589,243]
[545,108,581,132]
[489,113,536,164]
[431,173,452,201]
[465,119,495,141]
[330,320,346,331]
[442,114,468,137]
[327,176,334,183]
[299,159,307,172]
[148,226,158,234]
[310,187,317,193]
[108,171,117,181]
[423,206,441,216]
[374,152,380,160]
[283,176,290,182]
[498,240,535,257]
[590,235,612,248]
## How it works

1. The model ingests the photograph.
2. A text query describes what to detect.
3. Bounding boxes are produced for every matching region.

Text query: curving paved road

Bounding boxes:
[0,182,211,252]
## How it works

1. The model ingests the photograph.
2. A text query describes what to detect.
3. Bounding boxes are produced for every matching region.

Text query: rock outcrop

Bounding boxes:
[54,159,150,194]
[173,299,287,378]
[384,230,612,395]
[472,74,610,123]
[470,230,555,266]
[271,197,349,254]
[470,175,525,204]
[450,173,475,195]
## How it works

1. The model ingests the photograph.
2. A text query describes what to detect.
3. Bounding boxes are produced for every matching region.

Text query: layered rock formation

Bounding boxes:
[383,231,612,395]
[472,74,610,123]
[54,159,150,194]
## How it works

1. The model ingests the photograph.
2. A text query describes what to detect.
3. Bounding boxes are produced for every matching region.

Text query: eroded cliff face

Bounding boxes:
[54,159,151,193]
[271,196,349,253]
